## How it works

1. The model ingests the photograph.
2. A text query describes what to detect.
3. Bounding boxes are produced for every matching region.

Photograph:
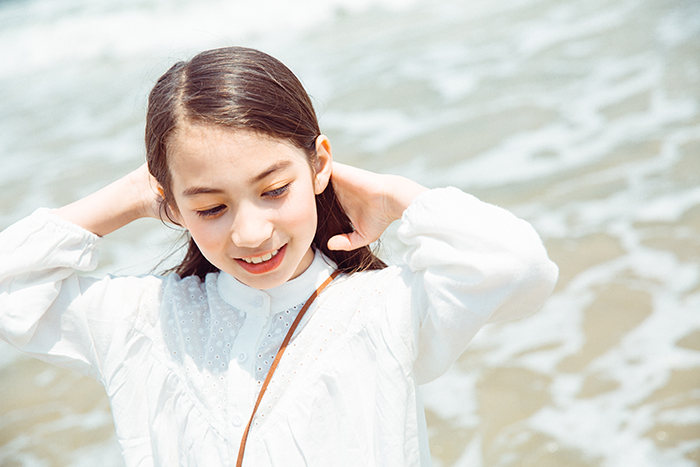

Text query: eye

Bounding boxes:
[196,205,226,218]
[263,183,290,199]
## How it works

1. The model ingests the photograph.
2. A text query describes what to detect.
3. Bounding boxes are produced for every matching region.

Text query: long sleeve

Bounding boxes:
[397,187,558,383]
[0,208,158,383]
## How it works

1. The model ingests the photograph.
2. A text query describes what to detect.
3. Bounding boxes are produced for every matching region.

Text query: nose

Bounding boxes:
[230,201,273,249]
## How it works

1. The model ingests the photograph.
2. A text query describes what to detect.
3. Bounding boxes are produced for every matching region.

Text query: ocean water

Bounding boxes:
[0,0,698,466]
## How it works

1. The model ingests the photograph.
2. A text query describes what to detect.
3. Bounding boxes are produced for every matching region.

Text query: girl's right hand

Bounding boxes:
[54,163,164,236]
[128,163,164,221]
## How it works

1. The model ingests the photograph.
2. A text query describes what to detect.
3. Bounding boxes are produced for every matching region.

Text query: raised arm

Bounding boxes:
[328,162,557,383]
[0,163,168,378]
[54,164,162,237]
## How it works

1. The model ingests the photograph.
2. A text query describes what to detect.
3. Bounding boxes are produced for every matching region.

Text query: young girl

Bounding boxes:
[0,47,558,466]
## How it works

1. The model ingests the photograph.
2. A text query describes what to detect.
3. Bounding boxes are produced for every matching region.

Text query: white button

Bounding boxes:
[237,352,247,362]
[232,414,243,426]
[253,296,263,307]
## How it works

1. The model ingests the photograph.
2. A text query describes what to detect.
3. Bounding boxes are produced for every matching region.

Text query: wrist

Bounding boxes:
[54,167,155,237]
[385,175,428,221]
[124,166,155,220]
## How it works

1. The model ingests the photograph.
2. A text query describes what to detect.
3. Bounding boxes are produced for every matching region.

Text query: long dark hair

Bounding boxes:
[145,46,386,279]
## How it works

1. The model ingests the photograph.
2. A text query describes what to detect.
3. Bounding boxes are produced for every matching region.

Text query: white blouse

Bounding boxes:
[0,187,558,467]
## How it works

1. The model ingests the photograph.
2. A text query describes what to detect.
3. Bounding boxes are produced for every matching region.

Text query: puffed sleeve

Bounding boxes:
[398,188,558,383]
[0,208,160,383]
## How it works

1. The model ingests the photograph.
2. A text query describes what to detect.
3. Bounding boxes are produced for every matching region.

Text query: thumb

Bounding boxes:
[327,232,367,251]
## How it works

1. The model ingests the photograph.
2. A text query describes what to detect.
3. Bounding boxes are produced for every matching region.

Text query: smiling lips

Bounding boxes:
[241,248,281,264]
[236,245,286,274]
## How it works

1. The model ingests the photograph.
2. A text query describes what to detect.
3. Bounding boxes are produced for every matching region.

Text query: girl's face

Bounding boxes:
[166,124,332,290]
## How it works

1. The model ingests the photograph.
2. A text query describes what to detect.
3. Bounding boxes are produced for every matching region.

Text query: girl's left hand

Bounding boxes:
[327,162,428,251]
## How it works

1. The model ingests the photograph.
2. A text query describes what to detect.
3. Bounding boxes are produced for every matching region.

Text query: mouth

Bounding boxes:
[235,244,286,274]
[240,248,281,264]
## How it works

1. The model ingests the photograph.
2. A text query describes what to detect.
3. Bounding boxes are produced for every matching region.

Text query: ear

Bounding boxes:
[313,135,333,195]
[157,185,185,227]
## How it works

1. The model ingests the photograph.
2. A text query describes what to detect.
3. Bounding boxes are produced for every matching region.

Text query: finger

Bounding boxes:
[330,162,370,192]
[327,234,353,251]
[327,231,368,251]
[330,161,352,177]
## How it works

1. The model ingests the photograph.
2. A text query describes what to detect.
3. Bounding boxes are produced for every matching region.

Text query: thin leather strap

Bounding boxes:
[236,270,341,467]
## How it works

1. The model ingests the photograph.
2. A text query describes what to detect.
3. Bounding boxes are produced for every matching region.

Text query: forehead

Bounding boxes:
[166,124,310,189]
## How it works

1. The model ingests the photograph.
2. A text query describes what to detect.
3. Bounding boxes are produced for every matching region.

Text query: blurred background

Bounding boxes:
[0,0,698,465]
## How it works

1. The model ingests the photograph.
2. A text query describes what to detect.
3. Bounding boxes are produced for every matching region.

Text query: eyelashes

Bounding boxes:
[262,183,290,199]
[196,204,226,219]
[194,183,290,219]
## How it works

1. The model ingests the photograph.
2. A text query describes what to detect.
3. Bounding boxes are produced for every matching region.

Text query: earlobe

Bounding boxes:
[313,135,333,195]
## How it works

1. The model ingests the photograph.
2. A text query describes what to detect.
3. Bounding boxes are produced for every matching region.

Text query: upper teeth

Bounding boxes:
[242,249,280,264]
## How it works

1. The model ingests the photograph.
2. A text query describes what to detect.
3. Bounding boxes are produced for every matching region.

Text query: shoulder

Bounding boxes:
[399,186,515,230]
[127,271,220,329]
[114,270,212,307]
[331,264,411,300]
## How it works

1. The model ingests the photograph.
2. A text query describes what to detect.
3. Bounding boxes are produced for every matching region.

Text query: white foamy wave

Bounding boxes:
[637,186,700,223]
[0,0,420,79]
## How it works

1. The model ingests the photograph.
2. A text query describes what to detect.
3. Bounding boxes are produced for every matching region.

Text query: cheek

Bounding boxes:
[282,192,318,237]
[185,219,227,251]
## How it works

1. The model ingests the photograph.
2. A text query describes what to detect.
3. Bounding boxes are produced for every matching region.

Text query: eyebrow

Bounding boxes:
[181,160,294,197]
[182,186,225,197]
[249,160,293,184]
